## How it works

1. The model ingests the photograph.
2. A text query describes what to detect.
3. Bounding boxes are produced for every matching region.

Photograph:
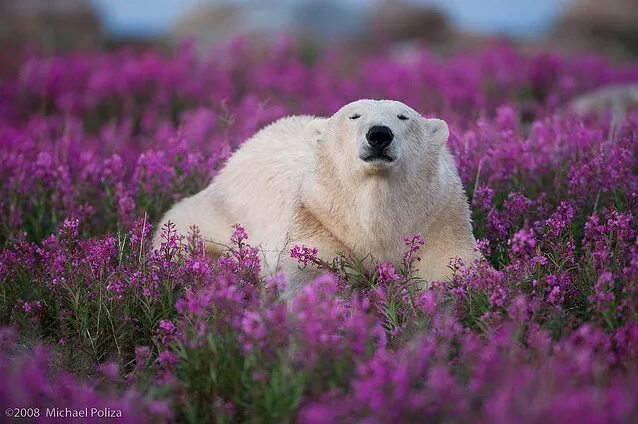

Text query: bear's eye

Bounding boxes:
[398,114,409,121]
[349,114,361,120]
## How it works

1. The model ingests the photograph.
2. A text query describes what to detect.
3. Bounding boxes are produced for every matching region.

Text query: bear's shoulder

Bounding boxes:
[231,115,319,161]
[256,115,318,139]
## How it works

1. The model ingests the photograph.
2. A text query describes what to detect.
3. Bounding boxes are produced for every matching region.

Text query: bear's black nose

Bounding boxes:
[366,125,394,150]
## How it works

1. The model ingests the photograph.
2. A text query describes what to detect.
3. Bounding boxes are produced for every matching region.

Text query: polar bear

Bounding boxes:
[154,99,476,296]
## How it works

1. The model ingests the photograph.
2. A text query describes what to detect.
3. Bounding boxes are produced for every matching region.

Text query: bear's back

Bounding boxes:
[209,115,316,255]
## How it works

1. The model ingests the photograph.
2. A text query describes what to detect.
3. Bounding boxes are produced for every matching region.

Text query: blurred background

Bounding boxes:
[0,0,636,59]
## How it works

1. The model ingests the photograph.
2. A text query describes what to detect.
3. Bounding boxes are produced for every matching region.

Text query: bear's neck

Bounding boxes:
[301,156,450,262]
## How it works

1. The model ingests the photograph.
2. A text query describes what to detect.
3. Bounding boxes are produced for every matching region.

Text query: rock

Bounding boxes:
[551,0,638,58]
[569,83,638,115]
[0,0,102,51]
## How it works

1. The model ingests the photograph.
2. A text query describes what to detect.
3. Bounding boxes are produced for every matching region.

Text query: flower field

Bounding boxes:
[1,39,638,422]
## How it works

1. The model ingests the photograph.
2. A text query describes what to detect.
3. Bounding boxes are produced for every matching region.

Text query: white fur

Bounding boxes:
[154,99,477,297]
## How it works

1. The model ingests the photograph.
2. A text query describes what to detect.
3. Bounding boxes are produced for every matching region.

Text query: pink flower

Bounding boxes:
[508,228,536,257]
[230,223,249,246]
[290,245,319,266]
[376,262,402,285]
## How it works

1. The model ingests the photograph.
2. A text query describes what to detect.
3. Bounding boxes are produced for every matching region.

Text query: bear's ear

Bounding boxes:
[305,118,328,143]
[422,118,449,147]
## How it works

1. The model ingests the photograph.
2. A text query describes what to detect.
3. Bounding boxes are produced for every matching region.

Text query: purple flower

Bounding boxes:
[376,262,403,285]
[403,233,425,268]
[134,346,151,369]
[156,320,178,347]
[158,350,178,368]
[508,228,536,257]
[473,185,494,211]
[290,244,319,267]
[96,361,119,380]
[230,223,249,247]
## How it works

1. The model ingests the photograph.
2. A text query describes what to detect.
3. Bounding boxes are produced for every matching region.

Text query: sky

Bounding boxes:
[88,0,571,39]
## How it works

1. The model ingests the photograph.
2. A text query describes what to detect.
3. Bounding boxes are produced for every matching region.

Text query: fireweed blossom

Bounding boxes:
[0,41,638,422]
[290,244,320,267]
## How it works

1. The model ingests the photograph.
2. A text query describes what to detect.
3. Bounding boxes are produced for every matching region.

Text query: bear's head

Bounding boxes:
[308,99,449,179]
